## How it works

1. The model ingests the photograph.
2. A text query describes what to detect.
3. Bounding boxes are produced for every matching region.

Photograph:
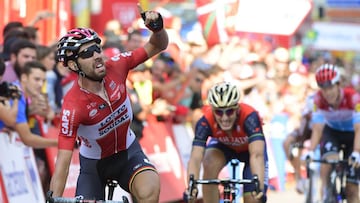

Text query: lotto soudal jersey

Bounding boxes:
[312,87,360,131]
[193,103,265,153]
[58,48,148,159]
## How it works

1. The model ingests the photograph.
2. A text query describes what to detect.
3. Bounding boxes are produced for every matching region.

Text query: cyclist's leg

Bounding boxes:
[342,130,360,202]
[283,129,305,193]
[202,139,228,203]
[242,151,268,203]
[124,140,160,203]
[319,126,340,201]
[76,154,105,200]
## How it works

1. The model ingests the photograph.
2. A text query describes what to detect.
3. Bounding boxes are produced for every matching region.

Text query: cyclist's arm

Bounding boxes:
[249,140,265,191]
[354,123,360,153]
[143,28,168,58]
[309,122,324,151]
[187,145,205,182]
[49,149,73,197]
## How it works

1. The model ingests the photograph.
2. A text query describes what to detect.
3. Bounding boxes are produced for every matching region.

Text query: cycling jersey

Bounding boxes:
[58,48,148,159]
[312,87,360,131]
[193,103,265,153]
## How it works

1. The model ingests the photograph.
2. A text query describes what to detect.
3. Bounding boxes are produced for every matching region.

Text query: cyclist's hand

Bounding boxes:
[349,151,360,168]
[301,150,314,161]
[251,190,264,201]
[46,191,54,203]
[138,4,163,32]
[183,187,198,203]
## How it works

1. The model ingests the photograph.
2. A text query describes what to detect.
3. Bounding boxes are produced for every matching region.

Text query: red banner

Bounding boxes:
[139,116,186,202]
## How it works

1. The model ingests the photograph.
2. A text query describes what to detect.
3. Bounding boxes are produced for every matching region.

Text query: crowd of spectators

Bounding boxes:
[1,8,360,198]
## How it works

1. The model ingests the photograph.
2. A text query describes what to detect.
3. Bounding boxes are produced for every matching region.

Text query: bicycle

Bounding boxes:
[305,158,348,203]
[186,174,260,203]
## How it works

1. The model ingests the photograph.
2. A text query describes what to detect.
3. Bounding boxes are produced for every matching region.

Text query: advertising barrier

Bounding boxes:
[0,132,44,203]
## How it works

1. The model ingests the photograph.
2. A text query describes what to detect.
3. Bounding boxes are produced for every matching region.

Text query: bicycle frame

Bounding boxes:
[188,174,260,203]
[305,159,348,203]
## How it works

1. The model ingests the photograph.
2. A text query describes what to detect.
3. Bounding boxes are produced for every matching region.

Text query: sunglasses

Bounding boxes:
[77,44,101,59]
[214,108,238,117]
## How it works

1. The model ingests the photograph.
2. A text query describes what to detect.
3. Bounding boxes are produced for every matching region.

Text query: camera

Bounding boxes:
[0,81,22,100]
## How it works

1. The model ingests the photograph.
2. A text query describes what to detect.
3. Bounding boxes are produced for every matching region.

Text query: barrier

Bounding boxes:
[139,116,186,202]
[0,132,45,203]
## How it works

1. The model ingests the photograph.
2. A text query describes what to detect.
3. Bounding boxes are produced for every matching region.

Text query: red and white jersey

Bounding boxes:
[58,48,148,159]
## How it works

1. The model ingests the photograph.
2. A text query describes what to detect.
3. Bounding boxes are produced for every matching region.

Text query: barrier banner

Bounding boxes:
[139,116,186,202]
[0,132,45,203]
[0,170,9,203]
[43,126,80,197]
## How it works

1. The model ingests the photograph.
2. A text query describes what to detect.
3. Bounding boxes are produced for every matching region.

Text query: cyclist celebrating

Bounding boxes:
[49,6,168,203]
[305,64,360,202]
[186,81,268,203]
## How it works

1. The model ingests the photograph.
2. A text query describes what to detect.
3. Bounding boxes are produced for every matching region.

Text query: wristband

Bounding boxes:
[141,12,164,32]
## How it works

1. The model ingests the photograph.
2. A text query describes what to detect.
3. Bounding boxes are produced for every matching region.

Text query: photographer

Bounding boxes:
[0,59,20,130]
[0,58,57,148]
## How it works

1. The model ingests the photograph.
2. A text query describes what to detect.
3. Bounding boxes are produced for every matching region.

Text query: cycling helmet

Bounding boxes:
[315,64,340,88]
[208,82,241,108]
[57,28,101,66]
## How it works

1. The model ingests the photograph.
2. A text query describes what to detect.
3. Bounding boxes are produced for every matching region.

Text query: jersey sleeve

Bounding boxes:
[352,92,360,124]
[311,93,325,124]
[243,112,265,143]
[193,116,212,147]
[58,102,79,151]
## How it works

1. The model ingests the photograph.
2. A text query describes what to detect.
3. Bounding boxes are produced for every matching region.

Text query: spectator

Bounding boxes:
[20,60,54,195]
[1,38,37,83]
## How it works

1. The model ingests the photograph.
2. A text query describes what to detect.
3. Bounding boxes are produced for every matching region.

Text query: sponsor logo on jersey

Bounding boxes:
[99,103,107,109]
[356,104,360,112]
[89,109,98,117]
[111,54,120,61]
[61,109,71,135]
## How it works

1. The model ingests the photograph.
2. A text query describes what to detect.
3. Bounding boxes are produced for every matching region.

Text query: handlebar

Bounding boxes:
[46,191,128,203]
[187,174,261,200]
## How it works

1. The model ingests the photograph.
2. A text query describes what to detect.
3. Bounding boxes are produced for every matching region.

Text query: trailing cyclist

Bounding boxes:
[304,64,360,202]
[185,82,268,203]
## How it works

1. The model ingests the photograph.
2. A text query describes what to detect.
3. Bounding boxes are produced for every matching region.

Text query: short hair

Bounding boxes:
[127,29,142,41]
[0,58,5,76]
[22,61,46,76]
[10,38,36,56]
[3,21,23,37]
[36,45,54,60]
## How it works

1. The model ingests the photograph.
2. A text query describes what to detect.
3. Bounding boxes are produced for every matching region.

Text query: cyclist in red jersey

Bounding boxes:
[304,64,360,202]
[186,82,268,203]
[48,6,168,203]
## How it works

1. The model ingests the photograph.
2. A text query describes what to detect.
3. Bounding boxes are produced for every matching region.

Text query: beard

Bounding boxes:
[13,61,23,79]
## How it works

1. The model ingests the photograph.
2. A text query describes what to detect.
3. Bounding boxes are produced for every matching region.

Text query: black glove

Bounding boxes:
[140,11,164,32]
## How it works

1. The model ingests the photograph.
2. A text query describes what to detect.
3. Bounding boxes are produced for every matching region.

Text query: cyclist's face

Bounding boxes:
[77,42,106,80]
[320,84,340,105]
[213,107,238,131]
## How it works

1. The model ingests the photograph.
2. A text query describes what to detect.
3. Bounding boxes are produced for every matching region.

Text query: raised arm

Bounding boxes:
[139,4,169,58]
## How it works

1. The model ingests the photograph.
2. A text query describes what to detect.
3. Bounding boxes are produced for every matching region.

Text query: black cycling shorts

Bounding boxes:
[75,139,156,200]
[320,125,360,184]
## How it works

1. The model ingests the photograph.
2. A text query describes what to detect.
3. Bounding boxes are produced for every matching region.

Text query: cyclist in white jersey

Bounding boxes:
[48,6,168,203]
[305,64,360,202]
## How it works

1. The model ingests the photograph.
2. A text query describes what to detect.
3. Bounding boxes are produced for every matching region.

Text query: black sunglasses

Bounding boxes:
[77,44,101,59]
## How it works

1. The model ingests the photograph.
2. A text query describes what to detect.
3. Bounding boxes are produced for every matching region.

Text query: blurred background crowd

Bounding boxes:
[1,0,360,201]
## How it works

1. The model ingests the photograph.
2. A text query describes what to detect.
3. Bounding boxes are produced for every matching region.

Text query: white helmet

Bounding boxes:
[208,82,241,108]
